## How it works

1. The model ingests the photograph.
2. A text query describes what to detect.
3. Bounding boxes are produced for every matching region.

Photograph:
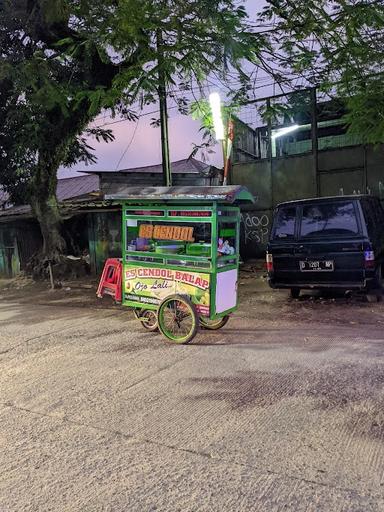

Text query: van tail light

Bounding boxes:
[364,250,375,269]
[266,253,274,272]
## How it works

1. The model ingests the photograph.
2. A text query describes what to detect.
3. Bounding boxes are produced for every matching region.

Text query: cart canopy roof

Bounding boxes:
[106,185,254,204]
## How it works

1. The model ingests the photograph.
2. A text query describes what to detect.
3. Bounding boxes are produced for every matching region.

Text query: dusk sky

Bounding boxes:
[59,0,267,178]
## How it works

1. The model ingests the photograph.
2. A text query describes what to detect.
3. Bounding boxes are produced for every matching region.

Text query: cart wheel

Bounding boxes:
[134,308,158,331]
[140,310,159,331]
[158,295,199,344]
[199,315,230,330]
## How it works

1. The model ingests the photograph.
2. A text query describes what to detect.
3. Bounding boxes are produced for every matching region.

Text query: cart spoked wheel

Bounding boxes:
[158,295,199,344]
[199,315,230,330]
[134,308,158,332]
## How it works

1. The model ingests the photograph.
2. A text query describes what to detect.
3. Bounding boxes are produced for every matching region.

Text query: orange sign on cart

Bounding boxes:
[138,224,195,242]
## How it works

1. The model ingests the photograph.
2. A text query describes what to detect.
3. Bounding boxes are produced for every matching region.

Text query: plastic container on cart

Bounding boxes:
[155,242,185,254]
[136,237,149,251]
[186,242,211,257]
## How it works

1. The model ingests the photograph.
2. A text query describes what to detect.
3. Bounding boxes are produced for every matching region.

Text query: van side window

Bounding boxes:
[272,206,296,239]
[300,201,359,238]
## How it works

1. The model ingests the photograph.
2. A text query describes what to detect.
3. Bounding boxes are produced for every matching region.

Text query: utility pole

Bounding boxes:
[310,87,319,196]
[157,29,172,187]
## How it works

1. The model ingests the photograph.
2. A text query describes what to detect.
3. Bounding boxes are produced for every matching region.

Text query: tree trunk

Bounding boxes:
[30,106,91,261]
[32,194,66,258]
[31,151,66,259]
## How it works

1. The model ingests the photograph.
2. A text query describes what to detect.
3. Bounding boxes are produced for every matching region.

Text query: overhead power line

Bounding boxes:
[90,76,280,126]
[91,105,178,129]
[114,118,141,170]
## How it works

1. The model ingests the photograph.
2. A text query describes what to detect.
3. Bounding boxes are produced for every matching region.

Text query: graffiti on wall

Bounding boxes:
[241,212,270,245]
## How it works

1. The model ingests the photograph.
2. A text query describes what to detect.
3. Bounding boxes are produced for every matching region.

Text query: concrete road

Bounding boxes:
[0,295,383,511]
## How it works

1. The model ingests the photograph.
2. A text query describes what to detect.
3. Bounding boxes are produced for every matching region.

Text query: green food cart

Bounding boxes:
[106,186,254,344]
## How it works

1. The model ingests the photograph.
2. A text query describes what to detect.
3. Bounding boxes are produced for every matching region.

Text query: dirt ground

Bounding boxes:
[2,265,384,328]
[0,270,384,511]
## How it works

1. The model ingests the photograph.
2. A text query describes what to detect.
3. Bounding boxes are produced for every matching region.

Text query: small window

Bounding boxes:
[362,200,375,235]
[371,199,384,225]
[300,201,359,238]
[272,206,296,239]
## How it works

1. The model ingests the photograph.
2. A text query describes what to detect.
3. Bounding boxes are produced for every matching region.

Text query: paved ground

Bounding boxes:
[0,279,384,511]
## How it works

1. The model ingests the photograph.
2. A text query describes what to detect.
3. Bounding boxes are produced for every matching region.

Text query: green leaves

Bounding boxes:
[343,79,384,144]
[259,101,290,125]
[0,0,268,201]
[262,0,384,143]
[54,37,74,47]
[88,88,105,117]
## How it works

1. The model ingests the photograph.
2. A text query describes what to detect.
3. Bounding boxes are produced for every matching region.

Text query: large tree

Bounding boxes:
[0,0,266,258]
[259,0,384,141]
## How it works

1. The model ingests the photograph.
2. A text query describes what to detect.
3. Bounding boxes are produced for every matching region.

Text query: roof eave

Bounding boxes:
[105,186,254,204]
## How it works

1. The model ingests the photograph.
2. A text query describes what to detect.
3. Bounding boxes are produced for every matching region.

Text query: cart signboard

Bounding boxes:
[124,266,210,316]
[138,224,195,242]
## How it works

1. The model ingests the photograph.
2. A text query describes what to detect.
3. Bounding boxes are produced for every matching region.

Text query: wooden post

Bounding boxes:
[266,98,273,208]
[48,261,54,290]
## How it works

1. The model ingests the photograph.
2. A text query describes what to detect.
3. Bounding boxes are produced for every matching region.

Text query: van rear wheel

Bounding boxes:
[366,293,380,303]
[290,288,300,299]
[367,265,384,303]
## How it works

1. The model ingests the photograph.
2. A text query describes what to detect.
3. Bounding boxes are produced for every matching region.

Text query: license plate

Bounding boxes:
[300,260,334,271]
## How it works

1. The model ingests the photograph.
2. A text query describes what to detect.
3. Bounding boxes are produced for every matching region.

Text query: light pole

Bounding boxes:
[157,29,172,187]
[209,92,234,186]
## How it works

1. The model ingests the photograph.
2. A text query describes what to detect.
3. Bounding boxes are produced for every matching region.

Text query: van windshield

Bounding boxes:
[300,201,359,238]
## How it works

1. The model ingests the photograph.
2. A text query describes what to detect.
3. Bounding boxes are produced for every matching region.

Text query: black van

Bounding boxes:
[267,195,384,300]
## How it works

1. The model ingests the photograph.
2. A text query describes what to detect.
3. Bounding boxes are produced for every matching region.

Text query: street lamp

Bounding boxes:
[209,92,225,141]
[209,92,233,185]
[271,124,299,139]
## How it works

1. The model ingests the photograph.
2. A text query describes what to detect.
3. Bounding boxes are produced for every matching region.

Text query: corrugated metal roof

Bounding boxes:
[0,204,31,219]
[56,174,99,201]
[105,185,254,204]
[0,174,100,220]
[83,158,212,175]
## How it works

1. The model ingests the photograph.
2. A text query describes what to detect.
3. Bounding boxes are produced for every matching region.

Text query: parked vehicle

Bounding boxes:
[266,195,384,301]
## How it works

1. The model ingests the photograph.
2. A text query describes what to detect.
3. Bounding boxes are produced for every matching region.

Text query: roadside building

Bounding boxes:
[0,159,220,277]
[230,89,384,257]
[84,157,221,193]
